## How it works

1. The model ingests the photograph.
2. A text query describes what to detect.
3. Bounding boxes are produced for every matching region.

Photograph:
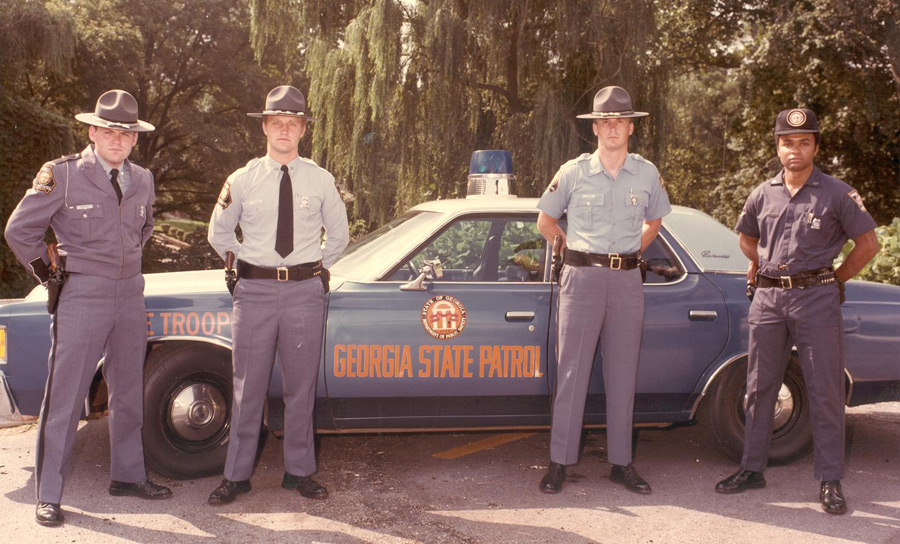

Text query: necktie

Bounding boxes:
[109,168,123,204]
[275,165,293,257]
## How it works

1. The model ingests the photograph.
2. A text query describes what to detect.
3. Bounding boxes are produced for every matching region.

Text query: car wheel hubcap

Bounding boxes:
[743,383,795,431]
[169,383,227,442]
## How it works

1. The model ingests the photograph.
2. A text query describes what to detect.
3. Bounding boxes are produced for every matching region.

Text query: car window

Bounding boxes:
[662,207,747,272]
[387,215,546,282]
[643,237,685,284]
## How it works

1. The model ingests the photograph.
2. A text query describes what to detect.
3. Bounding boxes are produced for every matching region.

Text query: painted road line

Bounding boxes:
[433,433,535,459]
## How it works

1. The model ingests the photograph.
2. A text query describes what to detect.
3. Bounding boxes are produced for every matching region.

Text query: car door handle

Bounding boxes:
[506,311,535,322]
[689,310,718,321]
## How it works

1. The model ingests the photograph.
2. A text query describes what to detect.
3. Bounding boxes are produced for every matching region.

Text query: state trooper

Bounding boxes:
[536,86,671,494]
[207,85,349,504]
[716,108,879,515]
[4,90,172,527]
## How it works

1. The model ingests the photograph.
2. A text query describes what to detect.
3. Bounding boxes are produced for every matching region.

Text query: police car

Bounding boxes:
[1,151,898,479]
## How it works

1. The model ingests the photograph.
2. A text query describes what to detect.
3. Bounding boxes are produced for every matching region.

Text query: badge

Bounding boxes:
[630,194,638,206]
[32,167,56,195]
[787,109,807,127]
[547,172,560,193]
[300,197,310,208]
[847,190,867,212]
[421,295,468,340]
[811,217,821,229]
[217,179,233,209]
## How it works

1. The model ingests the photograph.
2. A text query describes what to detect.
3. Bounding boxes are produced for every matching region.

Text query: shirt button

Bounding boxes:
[83,213,88,218]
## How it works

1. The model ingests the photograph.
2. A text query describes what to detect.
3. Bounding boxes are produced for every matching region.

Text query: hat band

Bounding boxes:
[594,111,632,117]
[92,115,137,129]
[263,109,308,116]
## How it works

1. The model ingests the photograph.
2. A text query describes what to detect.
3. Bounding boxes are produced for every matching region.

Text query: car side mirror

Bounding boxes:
[400,258,443,291]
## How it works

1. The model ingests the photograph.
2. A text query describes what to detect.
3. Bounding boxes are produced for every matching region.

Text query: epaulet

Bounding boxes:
[299,156,319,167]
[31,154,79,195]
[50,153,81,166]
[629,153,649,165]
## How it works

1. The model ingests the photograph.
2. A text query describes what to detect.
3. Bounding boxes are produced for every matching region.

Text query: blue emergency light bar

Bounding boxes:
[469,150,514,175]
[466,150,516,198]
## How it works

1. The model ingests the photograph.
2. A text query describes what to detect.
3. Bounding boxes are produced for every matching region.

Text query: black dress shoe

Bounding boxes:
[109,479,173,500]
[820,480,848,515]
[610,463,652,494]
[282,472,328,499]
[35,502,64,527]
[539,462,566,494]
[715,469,766,494]
[208,479,252,505]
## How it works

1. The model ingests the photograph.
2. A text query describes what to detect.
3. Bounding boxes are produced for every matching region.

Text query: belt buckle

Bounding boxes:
[780,275,793,289]
[277,266,289,282]
[609,253,622,270]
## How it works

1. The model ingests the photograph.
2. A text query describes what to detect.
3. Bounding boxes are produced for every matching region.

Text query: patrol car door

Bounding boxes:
[324,213,552,429]
[575,229,730,423]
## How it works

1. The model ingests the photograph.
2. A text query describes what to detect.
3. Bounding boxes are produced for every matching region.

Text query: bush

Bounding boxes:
[856,218,900,286]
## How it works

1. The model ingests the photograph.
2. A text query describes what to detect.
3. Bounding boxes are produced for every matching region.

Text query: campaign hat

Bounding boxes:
[577,86,649,119]
[75,89,155,132]
[247,85,320,121]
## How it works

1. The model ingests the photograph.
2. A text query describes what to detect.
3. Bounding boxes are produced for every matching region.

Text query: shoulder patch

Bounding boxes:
[847,190,867,212]
[32,164,57,194]
[547,171,561,193]
[217,178,233,209]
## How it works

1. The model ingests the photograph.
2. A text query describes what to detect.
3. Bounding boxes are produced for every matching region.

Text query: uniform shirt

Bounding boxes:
[538,151,671,254]
[208,155,350,268]
[95,153,131,195]
[735,167,877,276]
[4,144,155,280]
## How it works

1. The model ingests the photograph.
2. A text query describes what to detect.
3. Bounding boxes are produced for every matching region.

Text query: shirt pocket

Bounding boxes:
[64,204,106,244]
[624,191,650,229]
[797,205,833,246]
[242,199,266,219]
[294,195,323,235]
[570,193,603,230]
[123,203,148,246]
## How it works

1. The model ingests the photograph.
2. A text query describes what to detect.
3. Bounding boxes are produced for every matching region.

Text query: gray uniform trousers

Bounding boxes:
[550,264,644,467]
[223,277,325,481]
[742,282,845,481]
[36,273,147,504]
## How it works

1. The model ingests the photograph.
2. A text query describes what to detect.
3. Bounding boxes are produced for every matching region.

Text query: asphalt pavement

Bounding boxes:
[1,403,898,543]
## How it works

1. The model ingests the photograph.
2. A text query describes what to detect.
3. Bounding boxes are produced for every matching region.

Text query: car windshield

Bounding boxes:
[663,207,747,272]
[330,210,443,280]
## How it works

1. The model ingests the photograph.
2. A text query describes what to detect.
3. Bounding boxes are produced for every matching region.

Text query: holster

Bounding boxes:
[639,258,648,283]
[47,274,66,315]
[225,251,237,296]
[320,268,330,294]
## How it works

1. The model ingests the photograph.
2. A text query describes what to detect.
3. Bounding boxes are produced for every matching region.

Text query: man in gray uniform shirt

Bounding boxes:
[536,86,671,494]
[5,89,172,527]
[716,108,878,515]
[207,85,349,504]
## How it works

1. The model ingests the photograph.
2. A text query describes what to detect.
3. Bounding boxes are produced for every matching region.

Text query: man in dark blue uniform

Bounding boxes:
[716,108,879,515]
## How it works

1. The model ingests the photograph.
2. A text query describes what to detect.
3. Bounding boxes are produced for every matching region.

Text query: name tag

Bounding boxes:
[75,204,94,210]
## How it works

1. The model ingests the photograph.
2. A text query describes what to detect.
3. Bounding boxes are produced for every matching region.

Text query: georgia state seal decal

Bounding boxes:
[421,295,468,340]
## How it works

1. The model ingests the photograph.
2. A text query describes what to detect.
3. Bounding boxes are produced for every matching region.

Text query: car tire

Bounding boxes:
[706,356,813,465]
[142,343,234,479]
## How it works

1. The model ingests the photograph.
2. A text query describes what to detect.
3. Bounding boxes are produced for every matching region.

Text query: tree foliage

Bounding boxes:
[2,0,898,298]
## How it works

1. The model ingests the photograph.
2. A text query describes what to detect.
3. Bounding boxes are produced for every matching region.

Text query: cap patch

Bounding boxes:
[32,166,56,195]
[847,190,867,212]
[217,178,233,209]
[787,109,807,127]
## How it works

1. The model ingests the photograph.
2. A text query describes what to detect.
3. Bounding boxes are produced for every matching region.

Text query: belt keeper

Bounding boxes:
[277,266,289,281]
